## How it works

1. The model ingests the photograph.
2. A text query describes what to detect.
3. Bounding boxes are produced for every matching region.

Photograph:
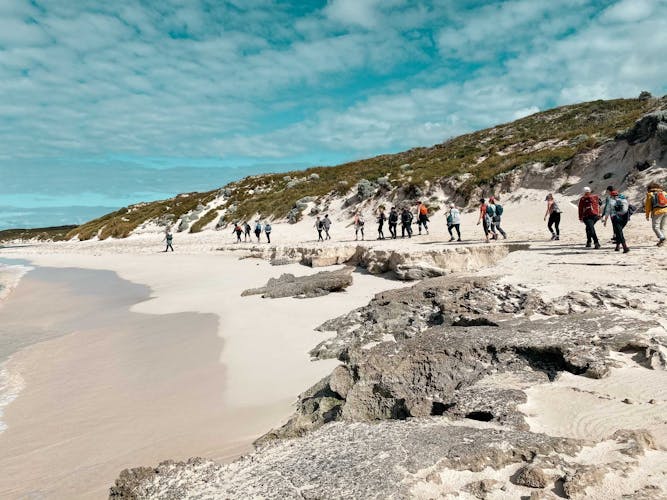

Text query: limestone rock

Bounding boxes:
[110,419,580,499]
[241,268,353,299]
[329,365,354,399]
[512,465,548,488]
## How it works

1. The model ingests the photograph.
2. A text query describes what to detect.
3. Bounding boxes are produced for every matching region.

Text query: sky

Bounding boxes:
[1,0,667,229]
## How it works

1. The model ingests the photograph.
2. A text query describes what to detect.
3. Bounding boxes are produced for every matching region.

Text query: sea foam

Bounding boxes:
[0,360,25,433]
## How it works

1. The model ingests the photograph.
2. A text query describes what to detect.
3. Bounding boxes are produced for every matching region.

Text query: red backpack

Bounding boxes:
[652,191,667,209]
[581,195,600,217]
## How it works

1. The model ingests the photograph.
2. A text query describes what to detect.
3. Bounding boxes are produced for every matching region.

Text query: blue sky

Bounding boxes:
[1,0,667,229]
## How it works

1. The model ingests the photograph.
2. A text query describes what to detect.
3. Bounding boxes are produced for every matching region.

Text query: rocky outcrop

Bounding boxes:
[109,419,657,499]
[220,242,529,280]
[619,110,667,145]
[264,277,664,441]
[241,268,353,298]
[109,274,667,499]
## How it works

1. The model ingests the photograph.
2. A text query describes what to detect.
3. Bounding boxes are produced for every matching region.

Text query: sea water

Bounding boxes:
[0,259,33,434]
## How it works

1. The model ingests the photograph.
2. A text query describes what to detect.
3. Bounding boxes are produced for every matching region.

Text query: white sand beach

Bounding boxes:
[0,188,666,498]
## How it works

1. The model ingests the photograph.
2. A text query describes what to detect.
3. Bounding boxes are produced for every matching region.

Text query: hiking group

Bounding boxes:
[163,181,667,252]
[232,220,271,243]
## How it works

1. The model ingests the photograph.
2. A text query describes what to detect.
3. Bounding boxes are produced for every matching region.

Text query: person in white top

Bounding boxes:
[447,203,461,241]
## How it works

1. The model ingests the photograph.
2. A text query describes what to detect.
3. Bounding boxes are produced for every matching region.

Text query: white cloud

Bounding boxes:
[324,0,383,28]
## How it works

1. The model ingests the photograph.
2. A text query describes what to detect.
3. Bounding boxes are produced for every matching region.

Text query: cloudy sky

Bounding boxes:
[1,0,666,229]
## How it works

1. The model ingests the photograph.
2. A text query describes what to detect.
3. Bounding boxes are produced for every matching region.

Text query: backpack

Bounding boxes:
[581,195,600,217]
[317,220,324,229]
[446,213,453,225]
[264,224,272,232]
[255,223,262,231]
[494,204,503,217]
[486,205,495,218]
[652,191,667,209]
[358,216,365,226]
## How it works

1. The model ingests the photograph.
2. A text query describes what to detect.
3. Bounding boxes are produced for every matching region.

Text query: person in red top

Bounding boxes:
[578,186,601,249]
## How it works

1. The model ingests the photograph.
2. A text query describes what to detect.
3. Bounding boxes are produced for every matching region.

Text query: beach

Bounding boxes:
[0,252,405,498]
[0,188,666,498]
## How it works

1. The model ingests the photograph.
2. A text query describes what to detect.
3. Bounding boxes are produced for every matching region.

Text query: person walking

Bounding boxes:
[323,214,332,240]
[264,221,272,243]
[602,185,617,244]
[232,222,243,243]
[163,228,174,252]
[477,198,496,243]
[243,222,252,242]
[353,212,365,241]
[604,190,630,253]
[401,207,413,238]
[645,182,667,247]
[377,207,386,240]
[254,220,262,242]
[578,187,601,249]
[417,201,429,235]
[314,216,324,242]
[388,207,398,239]
[544,193,561,240]
[488,197,507,239]
[447,203,461,241]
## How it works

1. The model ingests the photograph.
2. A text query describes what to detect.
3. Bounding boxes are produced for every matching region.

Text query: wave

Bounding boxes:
[0,359,25,434]
[0,263,33,304]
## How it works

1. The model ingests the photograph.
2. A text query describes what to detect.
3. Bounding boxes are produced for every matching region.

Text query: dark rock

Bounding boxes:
[618,110,667,145]
[241,268,353,299]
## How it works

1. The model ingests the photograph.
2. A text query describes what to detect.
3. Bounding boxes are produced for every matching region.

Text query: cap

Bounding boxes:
[610,190,619,196]
[583,186,591,193]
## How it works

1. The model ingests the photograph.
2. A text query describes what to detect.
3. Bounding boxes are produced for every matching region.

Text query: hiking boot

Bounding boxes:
[615,244,620,252]
[555,236,559,240]
[585,243,591,248]
[658,239,666,247]
[623,247,630,253]
[457,238,461,242]
[594,244,601,249]
[449,237,455,242]
[550,234,556,240]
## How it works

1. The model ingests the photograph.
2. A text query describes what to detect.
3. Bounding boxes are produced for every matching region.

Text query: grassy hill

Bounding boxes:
[3,95,665,243]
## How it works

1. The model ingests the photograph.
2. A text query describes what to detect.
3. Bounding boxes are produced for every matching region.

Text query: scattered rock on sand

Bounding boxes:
[241,267,353,298]
[512,465,548,488]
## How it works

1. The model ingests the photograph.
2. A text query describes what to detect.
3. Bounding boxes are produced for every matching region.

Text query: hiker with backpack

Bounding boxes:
[353,212,365,241]
[254,220,262,242]
[264,221,272,243]
[645,182,667,247]
[314,216,324,242]
[388,207,398,239]
[447,203,461,242]
[602,185,617,244]
[243,222,252,242]
[401,207,413,238]
[488,197,507,239]
[323,214,332,240]
[377,207,386,240]
[604,190,630,253]
[578,187,601,249]
[544,193,561,240]
[232,222,243,243]
[163,227,174,252]
[477,198,496,243]
[417,201,429,235]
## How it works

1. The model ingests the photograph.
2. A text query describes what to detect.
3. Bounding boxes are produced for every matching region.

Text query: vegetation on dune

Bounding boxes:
[0,225,78,243]
[64,96,664,239]
[69,190,219,240]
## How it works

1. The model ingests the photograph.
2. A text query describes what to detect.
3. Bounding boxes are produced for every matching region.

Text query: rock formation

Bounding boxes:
[241,267,353,298]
